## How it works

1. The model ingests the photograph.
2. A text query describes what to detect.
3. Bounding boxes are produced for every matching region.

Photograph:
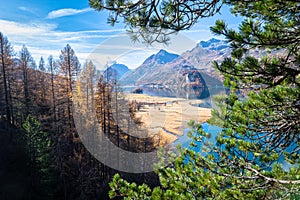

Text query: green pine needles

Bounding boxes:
[90,0,300,199]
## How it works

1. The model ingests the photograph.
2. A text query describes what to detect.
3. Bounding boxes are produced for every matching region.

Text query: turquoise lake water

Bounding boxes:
[172,123,296,171]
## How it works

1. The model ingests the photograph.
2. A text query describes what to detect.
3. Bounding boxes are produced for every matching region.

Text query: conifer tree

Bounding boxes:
[0,32,14,124]
[22,115,53,198]
[89,0,222,43]
[58,44,81,136]
[94,0,300,199]
[18,45,36,118]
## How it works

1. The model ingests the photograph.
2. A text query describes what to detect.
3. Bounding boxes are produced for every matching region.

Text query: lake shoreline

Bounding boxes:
[126,93,212,144]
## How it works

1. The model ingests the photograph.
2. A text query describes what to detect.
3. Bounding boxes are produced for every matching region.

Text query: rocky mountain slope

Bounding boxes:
[180,38,230,80]
[103,63,131,81]
[119,38,229,87]
[120,50,179,86]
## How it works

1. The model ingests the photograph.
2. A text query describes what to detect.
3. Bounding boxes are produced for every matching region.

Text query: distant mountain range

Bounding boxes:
[180,38,230,81]
[106,38,230,87]
[119,49,180,86]
[103,63,131,82]
[199,38,229,51]
[142,49,179,65]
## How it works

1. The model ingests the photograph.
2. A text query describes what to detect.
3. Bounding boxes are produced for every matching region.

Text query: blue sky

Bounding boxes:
[0,1,242,69]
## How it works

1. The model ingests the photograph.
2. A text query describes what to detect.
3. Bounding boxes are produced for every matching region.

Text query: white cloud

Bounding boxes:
[47,7,93,19]
[0,19,127,66]
[0,19,124,46]
[18,6,30,12]
[18,6,37,14]
[0,18,207,70]
[0,19,56,35]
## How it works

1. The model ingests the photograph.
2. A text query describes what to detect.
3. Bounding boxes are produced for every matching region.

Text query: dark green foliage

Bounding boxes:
[22,115,55,199]
[89,0,222,44]
[22,115,51,175]
[207,95,227,127]
[105,0,300,199]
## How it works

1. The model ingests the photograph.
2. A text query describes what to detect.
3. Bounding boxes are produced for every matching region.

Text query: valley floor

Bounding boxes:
[126,94,211,144]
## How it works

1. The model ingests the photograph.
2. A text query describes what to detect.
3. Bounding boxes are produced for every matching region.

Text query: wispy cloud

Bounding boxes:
[0,19,126,64]
[0,19,124,44]
[0,19,56,35]
[47,7,93,19]
[18,6,32,12]
[0,19,202,69]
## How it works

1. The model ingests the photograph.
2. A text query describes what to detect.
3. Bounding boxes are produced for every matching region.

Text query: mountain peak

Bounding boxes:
[143,49,179,65]
[109,63,129,71]
[198,38,228,51]
[208,38,221,43]
[103,63,130,81]
[156,49,168,55]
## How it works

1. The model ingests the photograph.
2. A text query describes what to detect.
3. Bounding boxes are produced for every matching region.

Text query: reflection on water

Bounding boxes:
[142,86,210,99]
[122,85,226,108]
[194,87,227,108]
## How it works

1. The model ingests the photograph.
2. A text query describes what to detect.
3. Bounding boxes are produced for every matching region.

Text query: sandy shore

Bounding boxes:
[126,94,211,144]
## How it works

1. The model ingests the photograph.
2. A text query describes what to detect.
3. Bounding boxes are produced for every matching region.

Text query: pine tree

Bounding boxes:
[58,44,81,137]
[22,115,53,198]
[102,0,300,199]
[0,32,14,124]
[89,0,222,44]
[37,57,47,103]
[18,45,36,118]
[57,44,83,199]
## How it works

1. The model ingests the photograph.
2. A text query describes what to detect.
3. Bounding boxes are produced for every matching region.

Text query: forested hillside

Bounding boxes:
[0,33,160,200]
[2,0,300,199]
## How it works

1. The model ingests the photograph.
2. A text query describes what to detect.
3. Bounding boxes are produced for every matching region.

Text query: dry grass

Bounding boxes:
[126,94,211,144]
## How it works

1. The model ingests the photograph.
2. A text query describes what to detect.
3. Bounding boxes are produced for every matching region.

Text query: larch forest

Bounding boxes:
[1,0,300,200]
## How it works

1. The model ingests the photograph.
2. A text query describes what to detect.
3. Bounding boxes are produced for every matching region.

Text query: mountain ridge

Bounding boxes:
[103,63,131,81]
[120,49,180,86]
[120,38,228,87]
